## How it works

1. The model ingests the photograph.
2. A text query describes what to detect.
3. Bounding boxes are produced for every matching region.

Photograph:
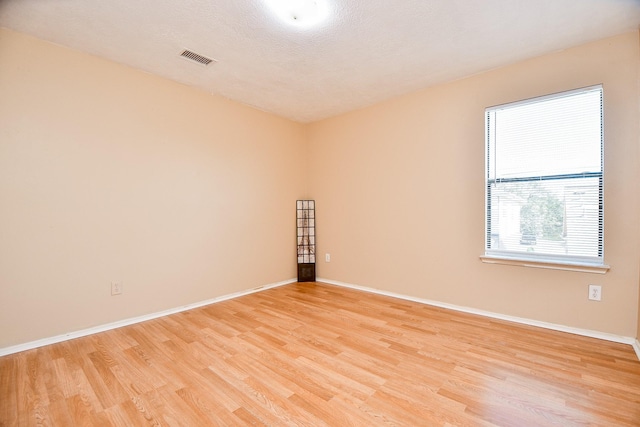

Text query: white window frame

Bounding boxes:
[482,85,608,273]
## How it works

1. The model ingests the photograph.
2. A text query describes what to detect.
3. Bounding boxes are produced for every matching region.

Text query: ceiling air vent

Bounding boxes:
[179,49,216,66]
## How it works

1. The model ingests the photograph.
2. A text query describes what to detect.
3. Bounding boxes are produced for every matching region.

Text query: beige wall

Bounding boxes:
[0,29,307,348]
[308,32,640,337]
[2,27,639,350]
[637,28,640,344]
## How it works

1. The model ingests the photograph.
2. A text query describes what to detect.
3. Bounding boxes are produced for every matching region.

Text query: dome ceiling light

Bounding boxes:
[262,0,330,29]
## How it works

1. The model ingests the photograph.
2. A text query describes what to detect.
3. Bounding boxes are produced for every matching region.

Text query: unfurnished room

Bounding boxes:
[1,0,640,425]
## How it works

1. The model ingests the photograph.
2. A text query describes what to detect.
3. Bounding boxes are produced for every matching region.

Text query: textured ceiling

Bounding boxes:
[1,0,640,123]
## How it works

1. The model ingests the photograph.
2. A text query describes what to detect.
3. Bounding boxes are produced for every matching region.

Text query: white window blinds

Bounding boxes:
[485,85,604,266]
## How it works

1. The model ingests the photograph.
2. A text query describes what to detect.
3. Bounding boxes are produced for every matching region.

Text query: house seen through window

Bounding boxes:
[485,85,604,266]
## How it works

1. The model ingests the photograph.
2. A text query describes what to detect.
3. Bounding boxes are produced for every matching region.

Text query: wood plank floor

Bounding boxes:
[1,282,640,426]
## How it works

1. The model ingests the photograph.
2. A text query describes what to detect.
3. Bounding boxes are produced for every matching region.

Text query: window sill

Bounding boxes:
[480,256,610,274]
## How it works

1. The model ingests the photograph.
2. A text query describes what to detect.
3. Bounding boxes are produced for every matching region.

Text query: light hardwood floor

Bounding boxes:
[1,282,640,426]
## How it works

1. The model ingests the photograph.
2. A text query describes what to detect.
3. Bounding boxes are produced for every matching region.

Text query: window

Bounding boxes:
[485,85,604,267]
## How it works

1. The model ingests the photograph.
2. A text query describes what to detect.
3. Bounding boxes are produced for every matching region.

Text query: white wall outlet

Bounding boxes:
[588,284,601,301]
[111,281,123,296]
[325,253,331,262]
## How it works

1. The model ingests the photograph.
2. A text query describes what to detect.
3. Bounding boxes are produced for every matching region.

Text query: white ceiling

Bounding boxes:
[1,0,640,123]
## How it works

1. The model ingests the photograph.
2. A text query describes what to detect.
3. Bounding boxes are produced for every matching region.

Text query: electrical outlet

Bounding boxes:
[325,253,331,262]
[588,284,601,301]
[111,281,123,296]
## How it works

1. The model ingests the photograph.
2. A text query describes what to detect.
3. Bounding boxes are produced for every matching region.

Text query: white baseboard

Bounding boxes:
[0,278,296,357]
[5,277,638,362]
[633,340,640,361]
[318,277,639,357]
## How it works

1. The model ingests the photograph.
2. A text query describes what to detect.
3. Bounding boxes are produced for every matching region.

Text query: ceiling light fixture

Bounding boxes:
[263,0,330,29]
